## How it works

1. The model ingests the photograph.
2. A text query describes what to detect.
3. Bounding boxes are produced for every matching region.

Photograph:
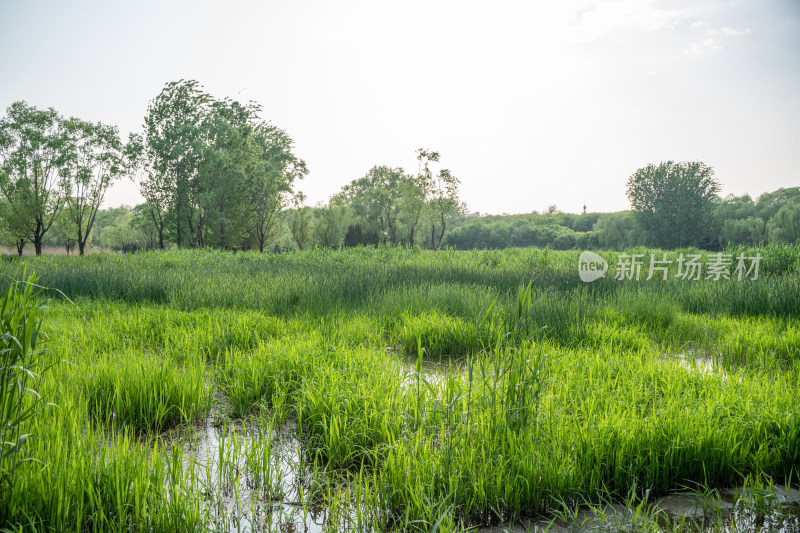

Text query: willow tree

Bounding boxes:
[0,101,70,255]
[417,149,463,249]
[626,161,720,248]
[143,80,210,248]
[313,197,350,248]
[62,118,124,254]
[341,166,407,245]
[288,192,313,251]
[250,124,307,252]
[141,80,306,251]
[768,202,800,243]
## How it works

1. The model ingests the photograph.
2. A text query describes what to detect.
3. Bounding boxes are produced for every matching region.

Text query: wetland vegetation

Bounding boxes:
[0,245,798,531]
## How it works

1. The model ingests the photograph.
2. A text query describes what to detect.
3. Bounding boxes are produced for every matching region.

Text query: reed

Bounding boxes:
[1,245,798,531]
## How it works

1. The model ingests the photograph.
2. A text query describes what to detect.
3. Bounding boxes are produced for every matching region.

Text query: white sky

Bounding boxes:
[1,0,798,214]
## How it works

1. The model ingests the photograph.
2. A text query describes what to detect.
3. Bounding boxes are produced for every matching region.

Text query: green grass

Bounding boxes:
[77,352,212,432]
[0,245,798,531]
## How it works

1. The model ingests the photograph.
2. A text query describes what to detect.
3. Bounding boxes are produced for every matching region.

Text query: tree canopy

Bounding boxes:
[137,80,307,251]
[338,148,463,248]
[0,101,126,255]
[626,161,721,249]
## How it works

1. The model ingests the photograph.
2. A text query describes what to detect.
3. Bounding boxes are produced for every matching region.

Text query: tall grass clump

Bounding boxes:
[0,269,52,520]
[5,395,209,531]
[396,311,480,357]
[216,334,326,419]
[78,353,212,432]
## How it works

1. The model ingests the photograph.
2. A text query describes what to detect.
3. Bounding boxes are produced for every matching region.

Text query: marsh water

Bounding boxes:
[171,416,328,533]
[480,486,800,532]
[159,350,798,532]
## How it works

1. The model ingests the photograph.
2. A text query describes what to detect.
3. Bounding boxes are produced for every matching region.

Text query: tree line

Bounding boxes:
[39,180,798,255]
[446,163,800,251]
[0,81,467,255]
[3,85,798,255]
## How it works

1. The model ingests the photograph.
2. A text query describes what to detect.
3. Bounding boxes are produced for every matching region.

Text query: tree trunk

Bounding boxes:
[176,163,184,248]
[219,201,226,250]
[437,213,447,250]
[77,224,85,255]
[257,225,265,253]
[149,207,165,250]
[187,213,196,248]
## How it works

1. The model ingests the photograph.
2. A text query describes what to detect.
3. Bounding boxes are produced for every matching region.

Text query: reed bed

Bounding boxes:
[0,245,798,531]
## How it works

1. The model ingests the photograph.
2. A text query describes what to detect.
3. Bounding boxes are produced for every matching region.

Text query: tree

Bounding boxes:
[143,80,210,248]
[126,133,167,249]
[719,216,765,247]
[343,223,379,247]
[400,149,434,246]
[399,176,427,246]
[335,149,463,249]
[767,201,800,243]
[570,213,601,232]
[420,150,463,249]
[0,199,29,255]
[288,192,312,250]
[194,98,254,249]
[62,118,124,254]
[249,123,307,252]
[709,193,758,248]
[0,101,70,255]
[131,203,161,250]
[593,211,648,249]
[94,208,145,253]
[313,198,350,248]
[626,161,720,249]
[51,209,78,254]
[755,187,800,221]
[714,193,757,221]
[342,166,406,245]
[140,81,307,252]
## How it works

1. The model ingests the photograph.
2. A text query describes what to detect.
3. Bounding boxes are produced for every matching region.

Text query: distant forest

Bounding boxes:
[446,185,800,251]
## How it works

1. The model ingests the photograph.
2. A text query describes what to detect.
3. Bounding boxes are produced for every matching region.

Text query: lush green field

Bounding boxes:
[1,246,799,532]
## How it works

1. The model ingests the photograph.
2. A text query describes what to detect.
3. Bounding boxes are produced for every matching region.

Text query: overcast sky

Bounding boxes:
[1,0,798,214]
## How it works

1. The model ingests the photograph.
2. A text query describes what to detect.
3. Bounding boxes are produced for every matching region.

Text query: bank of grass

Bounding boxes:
[4,245,797,317]
[0,245,798,531]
